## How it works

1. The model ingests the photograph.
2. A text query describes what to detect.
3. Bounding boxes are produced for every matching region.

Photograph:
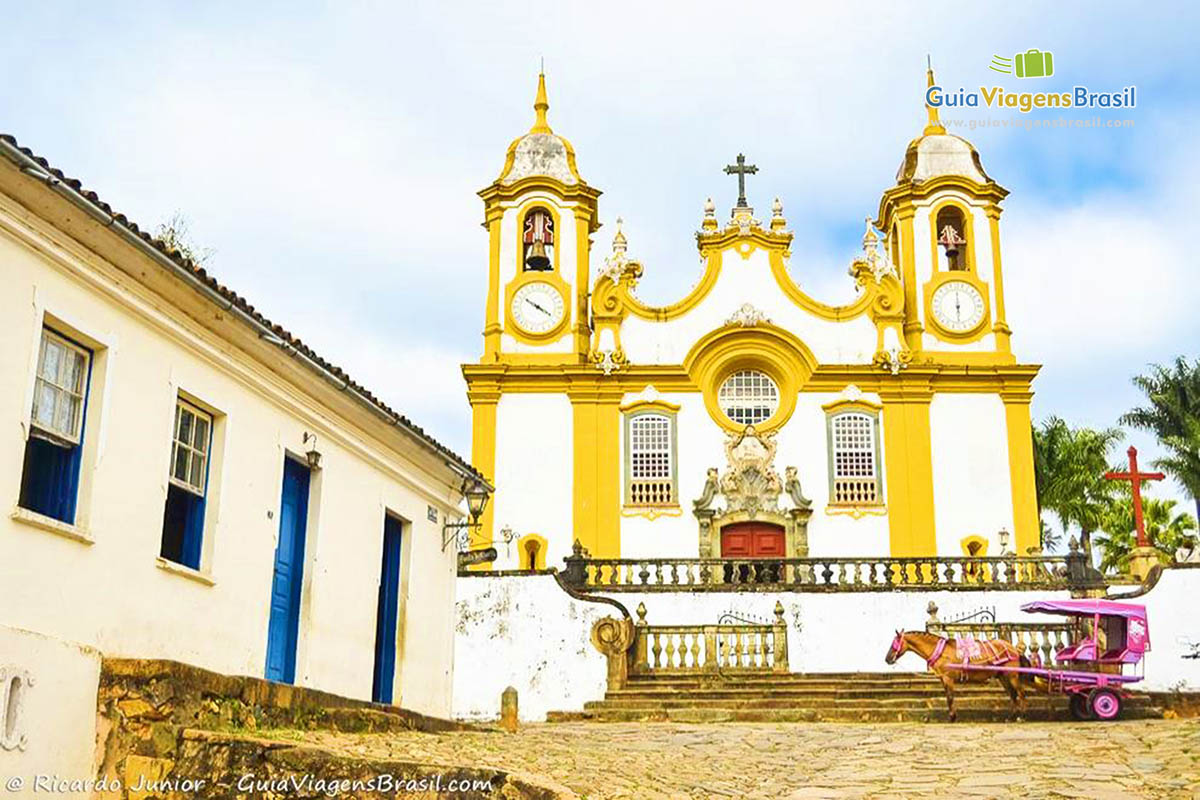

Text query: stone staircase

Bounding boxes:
[547,672,1165,723]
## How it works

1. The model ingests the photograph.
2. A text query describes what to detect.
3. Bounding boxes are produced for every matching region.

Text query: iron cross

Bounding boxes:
[724,153,758,208]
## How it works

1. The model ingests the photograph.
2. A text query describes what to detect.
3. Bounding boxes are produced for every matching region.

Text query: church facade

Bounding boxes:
[464,70,1041,570]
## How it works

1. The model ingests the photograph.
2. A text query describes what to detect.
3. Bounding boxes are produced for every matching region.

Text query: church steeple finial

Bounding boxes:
[530,68,552,135]
[923,55,946,135]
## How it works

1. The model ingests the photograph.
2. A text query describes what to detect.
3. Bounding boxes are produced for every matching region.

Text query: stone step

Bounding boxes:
[547,703,1165,724]
[586,695,1156,711]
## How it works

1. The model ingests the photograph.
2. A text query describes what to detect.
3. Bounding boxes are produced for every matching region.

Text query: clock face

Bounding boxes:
[510,281,566,334]
[931,281,985,332]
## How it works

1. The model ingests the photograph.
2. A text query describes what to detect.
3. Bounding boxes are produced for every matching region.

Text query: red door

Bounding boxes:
[720,522,786,557]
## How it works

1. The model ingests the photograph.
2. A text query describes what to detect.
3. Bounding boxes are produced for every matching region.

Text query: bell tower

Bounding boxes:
[477,72,601,362]
[877,61,1013,359]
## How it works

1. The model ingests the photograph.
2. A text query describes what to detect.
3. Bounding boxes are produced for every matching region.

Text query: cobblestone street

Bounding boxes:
[301,720,1200,800]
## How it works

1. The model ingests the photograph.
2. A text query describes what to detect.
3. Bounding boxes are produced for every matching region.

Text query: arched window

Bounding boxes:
[935,207,969,271]
[626,412,676,506]
[522,207,554,271]
[827,411,883,505]
[517,534,547,570]
[718,370,779,426]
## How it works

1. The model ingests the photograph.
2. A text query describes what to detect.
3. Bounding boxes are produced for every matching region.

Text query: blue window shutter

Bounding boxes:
[17,331,92,524]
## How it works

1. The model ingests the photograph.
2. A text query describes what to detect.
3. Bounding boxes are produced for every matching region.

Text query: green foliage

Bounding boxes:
[1094,494,1197,573]
[1121,357,1200,515]
[1032,416,1124,552]
[154,212,214,267]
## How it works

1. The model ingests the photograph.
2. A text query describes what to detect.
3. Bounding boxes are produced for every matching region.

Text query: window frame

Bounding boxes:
[168,399,213,498]
[825,408,885,507]
[623,409,679,508]
[29,328,91,446]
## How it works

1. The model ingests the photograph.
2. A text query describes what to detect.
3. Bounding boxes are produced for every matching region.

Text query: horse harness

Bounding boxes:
[926,636,1018,669]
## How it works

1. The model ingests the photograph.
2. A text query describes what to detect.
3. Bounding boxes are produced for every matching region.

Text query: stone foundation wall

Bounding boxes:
[94,659,574,800]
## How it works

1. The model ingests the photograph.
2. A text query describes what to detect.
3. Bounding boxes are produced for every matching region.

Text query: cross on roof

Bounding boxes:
[1104,446,1166,549]
[724,153,758,209]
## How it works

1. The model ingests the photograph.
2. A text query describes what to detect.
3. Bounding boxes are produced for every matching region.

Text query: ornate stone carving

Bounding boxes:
[784,466,812,509]
[0,667,32,751]
[874,346,913,376]
[590,616,635,690]
[691,427,813,558]
[720,426,783,517]
[724,303,771,328]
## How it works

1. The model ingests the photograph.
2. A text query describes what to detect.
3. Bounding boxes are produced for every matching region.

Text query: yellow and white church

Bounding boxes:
[463,69,1041,570]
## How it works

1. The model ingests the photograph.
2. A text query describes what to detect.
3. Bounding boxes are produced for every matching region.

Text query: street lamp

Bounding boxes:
[442,475,492,551]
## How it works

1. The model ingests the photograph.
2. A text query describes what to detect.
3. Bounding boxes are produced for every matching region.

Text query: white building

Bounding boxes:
[0,132,482,775]
[465,69,1041,571]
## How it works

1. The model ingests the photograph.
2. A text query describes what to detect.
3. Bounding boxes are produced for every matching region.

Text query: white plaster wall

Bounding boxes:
[1133,568,1200,691]
[619,245,878,366]
[0,203,461,718]
[452,574,608,721]
[0,625,102,794]
[491,393,573,568]
[929,393,1015,556]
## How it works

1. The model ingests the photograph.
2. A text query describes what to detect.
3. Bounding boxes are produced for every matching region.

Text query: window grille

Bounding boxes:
[628,413,675,505]
[718,370,779,426]
[830,412,881,504]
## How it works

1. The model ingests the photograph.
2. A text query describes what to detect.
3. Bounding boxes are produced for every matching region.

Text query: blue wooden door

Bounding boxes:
[266,457,310,683]
[372,516,404,703]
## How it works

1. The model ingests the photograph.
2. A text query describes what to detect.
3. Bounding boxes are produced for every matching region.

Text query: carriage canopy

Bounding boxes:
[1021,599,1150,654]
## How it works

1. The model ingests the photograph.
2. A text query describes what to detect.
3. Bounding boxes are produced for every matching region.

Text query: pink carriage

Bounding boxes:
[1018,599,1150,720]
[942,598,1150,720]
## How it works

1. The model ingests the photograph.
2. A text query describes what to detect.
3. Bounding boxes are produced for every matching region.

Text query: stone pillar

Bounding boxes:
[1128,546,1160,582]
[591,616,635,691]
[500,687,518,733]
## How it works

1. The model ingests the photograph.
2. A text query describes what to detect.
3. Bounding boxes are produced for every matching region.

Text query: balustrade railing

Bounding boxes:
[562,551,1094,593]
[630,602,788,675]
[928,620,1076,666]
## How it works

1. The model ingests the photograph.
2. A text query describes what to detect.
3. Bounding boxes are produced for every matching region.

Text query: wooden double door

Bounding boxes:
[720,521,786,557]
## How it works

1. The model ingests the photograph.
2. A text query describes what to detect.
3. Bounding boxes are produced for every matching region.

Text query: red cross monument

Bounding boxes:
[1104,446,1166,548]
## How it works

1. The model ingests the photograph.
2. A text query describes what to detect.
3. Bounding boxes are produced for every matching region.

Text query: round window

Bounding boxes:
[718,370,779,426]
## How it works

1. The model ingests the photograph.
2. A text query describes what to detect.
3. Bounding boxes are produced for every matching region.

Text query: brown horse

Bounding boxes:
[885,630,1031,722]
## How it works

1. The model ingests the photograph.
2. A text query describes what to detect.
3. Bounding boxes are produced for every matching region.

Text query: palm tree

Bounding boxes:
[1095,494,1198,573]
[1121,357,1200,521]
[1033,416,1124,560]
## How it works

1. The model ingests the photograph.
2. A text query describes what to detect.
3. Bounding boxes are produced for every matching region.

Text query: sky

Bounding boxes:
[2,2,1198,535]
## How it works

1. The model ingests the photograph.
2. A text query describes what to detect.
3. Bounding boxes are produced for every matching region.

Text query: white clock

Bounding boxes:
[931,281,985,332]
[510,281,566,335]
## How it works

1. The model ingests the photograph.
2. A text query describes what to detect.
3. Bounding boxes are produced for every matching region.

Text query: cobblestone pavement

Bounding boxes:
[300,720,1200,800]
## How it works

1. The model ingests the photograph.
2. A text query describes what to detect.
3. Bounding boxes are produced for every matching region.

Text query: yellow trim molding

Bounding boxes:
[682,323,817,433]
[619,396,681,415]
[1002,390,1041,555]
[572,393,621,558]
[825,505,887,520]
[880,386,938,556]
[621,505,683,520]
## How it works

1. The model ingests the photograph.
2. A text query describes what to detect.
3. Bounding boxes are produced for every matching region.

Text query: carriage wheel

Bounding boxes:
[1089,689,1122,721]
[1068,693,1092,721]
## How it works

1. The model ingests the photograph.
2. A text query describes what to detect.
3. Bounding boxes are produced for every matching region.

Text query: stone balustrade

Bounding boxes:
[927,620,1076,666]
[630,602,788,675]
[561,545,1098,593]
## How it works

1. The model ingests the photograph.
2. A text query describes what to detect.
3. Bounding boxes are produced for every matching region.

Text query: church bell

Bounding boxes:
[526,240,551,270]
